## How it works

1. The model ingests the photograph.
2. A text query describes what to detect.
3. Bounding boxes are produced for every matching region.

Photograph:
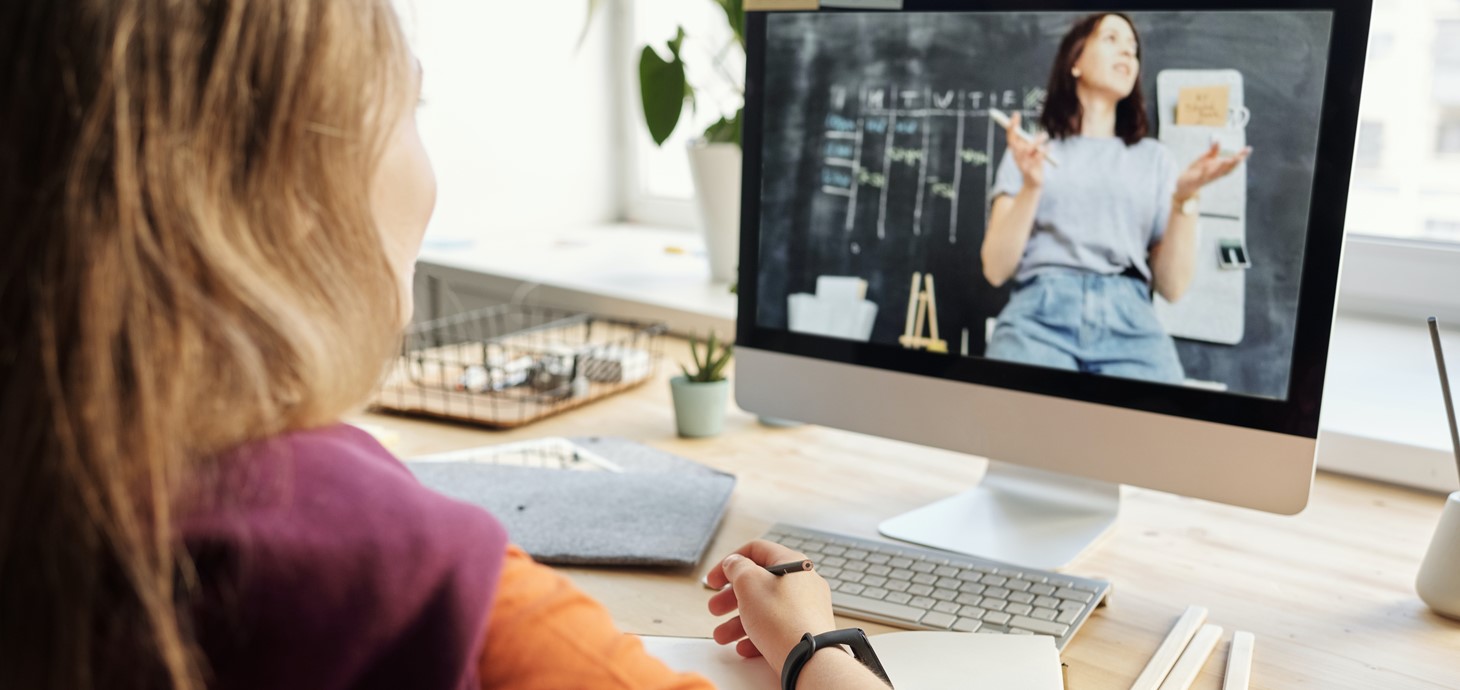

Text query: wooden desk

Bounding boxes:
[361,344,1460,689]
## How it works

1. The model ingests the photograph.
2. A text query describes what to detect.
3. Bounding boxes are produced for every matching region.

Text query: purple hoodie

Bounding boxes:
[180,424,508,690]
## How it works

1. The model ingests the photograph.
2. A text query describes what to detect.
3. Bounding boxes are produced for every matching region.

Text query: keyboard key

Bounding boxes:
[959,605,988,619]
[886,591,912,605]
[911,562,937,574]
[831,591,924,625]
[955,593,983,606]
[889,557,913,568]
[1055,587,1094,603]
[920,611,957,629]
[861,587,889,600]
[1008,615,1070,637]
[980,624,1010,634]
[866,564,892,577]
[842,572,864,584]
[1030,584,1057,597]
[1056,609,1081,625]
[889,568,914,581]
[1009,592,1035,605]
[1073,581,1102,593]
[823,546,847,556]
[1058,600,1084,612]
[910,596,937,610]
[838,582,865,595]
[937,577,962,590]
[933,601,960,615]
[1006,602,1033,616]
[983,611,1012,626]
[980,574,1008,587]
[1010,628,1033,635]
[958,582,986,595]
[866,553,890,565]
[908,584,934,597]
[886,580,910,593]
[779,538,802,549]
[861,575,887,588]
[974,565,999,574]
[822,556,847,568]
[802,540,826,552]
[819,567,842,579]
[1031,607,1058,621]
[953,617,982,633]
[932,588,958,601]
[912,573,938,586]
[1034,596,1061,609]
[984,586,1011,599]
[845,549,869,560]
[1006,579,1033,593]
[934,566,960,578]
[845,561,868,573]
[957,570,984,582]
[983,599,1008,612]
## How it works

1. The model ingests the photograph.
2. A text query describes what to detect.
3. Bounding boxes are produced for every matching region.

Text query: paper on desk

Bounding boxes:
[641,631,1064,689]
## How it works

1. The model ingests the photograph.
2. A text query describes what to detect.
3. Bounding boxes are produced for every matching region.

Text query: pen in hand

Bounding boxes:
[766,560,815,576]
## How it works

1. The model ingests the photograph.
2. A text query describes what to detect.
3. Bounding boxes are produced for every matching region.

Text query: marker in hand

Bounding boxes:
[990,108,1061,168]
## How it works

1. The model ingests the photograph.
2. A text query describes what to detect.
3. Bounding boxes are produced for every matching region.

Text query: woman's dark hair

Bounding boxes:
[1039,12,1149,146]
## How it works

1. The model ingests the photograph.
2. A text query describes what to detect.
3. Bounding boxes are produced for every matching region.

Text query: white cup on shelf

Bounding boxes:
[1417,491,1460,620]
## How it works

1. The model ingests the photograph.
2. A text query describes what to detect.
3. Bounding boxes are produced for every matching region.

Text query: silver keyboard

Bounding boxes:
[763,523,1110,651]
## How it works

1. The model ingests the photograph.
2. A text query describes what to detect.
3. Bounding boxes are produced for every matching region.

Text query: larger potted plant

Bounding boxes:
[586,0,745,284]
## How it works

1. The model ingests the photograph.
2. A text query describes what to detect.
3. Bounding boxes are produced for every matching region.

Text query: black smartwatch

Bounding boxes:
[780,628,892,690]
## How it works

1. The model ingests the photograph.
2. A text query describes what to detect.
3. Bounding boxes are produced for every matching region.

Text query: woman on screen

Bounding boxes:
[981,13,1249,384]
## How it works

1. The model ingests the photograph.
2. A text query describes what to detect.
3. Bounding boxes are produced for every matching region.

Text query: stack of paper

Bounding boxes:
[788,275,879,342]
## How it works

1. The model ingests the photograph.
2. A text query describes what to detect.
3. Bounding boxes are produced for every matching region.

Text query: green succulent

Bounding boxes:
[681,331,734,383]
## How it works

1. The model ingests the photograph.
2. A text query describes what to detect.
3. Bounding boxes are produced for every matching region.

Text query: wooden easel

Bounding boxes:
[898,272,948,354]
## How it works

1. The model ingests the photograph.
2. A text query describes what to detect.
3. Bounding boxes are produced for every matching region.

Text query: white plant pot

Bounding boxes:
[686,140,742,285]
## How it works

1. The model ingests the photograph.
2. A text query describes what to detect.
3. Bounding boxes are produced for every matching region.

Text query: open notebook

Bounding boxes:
[640,630,1064,690]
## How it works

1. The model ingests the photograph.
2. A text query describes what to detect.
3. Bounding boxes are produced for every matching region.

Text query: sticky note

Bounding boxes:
[1176,85,1230,127]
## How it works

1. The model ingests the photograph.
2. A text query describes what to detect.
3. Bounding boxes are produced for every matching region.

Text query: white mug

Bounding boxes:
[1416,491,1460,620]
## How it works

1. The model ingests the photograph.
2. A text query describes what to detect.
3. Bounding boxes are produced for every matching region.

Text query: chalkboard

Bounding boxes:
[753,10,1333,399]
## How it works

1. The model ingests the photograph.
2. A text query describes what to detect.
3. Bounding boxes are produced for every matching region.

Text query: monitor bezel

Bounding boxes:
[736,0,1371,439]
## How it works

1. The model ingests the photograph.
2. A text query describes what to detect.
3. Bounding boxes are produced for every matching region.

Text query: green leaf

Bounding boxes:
[639,39,687,146]
[702,108,742,147]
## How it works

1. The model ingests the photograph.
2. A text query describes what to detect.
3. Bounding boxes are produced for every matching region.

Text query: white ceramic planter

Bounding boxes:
[686,140,742,285]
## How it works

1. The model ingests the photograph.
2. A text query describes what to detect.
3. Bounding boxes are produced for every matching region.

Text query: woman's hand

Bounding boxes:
[1006,112,1050,189]
[704,540,838,674]
[1175,141,1252,202]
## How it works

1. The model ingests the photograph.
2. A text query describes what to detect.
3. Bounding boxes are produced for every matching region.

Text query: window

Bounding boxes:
[1356,121,1385,168]
[625,0,743,226]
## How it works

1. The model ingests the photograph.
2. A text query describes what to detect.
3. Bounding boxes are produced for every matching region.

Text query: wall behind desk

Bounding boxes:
[754,11,1333,399]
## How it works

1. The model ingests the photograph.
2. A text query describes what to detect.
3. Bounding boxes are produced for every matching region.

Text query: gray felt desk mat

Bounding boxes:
[407,437,735,568]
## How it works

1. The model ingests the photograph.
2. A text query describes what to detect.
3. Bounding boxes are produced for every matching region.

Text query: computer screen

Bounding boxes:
[742,4,1361,436]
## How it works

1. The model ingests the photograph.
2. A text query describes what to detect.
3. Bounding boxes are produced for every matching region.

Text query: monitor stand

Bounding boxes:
[878,461,1120,571]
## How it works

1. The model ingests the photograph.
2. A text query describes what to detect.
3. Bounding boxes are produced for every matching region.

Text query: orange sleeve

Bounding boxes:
[478,545,716,690]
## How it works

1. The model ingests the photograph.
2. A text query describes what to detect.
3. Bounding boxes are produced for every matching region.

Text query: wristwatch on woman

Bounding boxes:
[781,628,893,690]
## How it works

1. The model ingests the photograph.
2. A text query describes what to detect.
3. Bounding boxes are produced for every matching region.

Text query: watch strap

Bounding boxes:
[781,628,893,690]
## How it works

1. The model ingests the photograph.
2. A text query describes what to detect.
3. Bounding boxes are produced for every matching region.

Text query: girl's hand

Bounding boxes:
[1006,112,1050,189]
[705,540,838,674]
[1175,141,1252,202]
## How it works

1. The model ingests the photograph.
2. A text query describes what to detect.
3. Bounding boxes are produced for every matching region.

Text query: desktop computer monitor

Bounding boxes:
[735,0,1370,569]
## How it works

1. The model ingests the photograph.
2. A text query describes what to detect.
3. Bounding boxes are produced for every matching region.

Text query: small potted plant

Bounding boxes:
[671,332,734,438]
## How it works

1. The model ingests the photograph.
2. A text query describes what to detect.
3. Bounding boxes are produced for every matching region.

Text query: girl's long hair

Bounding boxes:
[1040,12,1150,146]
[0,1,409,687]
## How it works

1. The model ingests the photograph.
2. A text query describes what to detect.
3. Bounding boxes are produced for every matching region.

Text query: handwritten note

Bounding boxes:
[1176,85,1230,127]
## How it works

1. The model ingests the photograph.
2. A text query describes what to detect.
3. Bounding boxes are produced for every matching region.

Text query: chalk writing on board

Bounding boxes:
[818,84,1045,245]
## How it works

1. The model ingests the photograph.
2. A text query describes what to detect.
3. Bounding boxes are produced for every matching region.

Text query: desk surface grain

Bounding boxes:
[361,341,1459,689]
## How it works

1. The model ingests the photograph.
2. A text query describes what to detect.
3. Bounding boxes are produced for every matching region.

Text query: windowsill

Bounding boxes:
[417,223,736,335]
[417,223,1459,495]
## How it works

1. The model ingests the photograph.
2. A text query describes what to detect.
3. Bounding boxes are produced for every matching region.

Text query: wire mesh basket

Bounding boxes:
[372,304,667,429]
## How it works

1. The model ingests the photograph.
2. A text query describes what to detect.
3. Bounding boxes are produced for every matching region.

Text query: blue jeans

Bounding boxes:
[986,269,1185,384]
